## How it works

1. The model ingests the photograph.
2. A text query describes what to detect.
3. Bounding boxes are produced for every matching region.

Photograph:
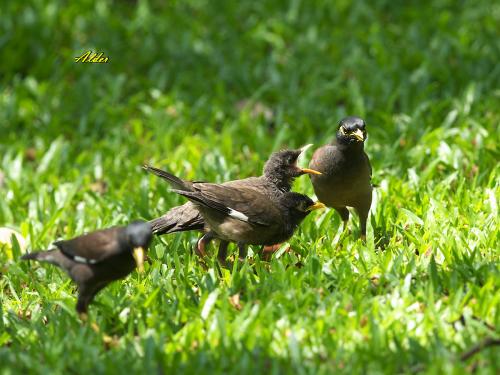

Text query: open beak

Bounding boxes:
[300,168,322,175]
[296,145,321,175]
[299,143,313,153]
[132,247,145,273]
[352,129,364,142]
[306,201,326,212]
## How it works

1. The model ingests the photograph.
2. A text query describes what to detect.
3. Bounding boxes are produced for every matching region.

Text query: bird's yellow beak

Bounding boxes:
[132,247,145,273]
[352,129,364,142]
[300,168,322,175]
[307,202,326,211]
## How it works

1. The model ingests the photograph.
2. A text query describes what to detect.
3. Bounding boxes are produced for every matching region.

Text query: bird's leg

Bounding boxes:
[76,284,104,329]
[78,285,117,345]
[355,203,371,242]
[196,232,214,258]
[76,294,90,321]
[79,312,88,322]
[77,292,95,326]
[261,243,291,261]
[261,243,281,261]
[237,242,247,261]
[334,207,350,233]
[217,240,229,264]
[262,244,281,253]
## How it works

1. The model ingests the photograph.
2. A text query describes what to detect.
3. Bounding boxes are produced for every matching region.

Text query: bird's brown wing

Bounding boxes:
[54,227,123,263]
[175,183,277,226]
[223,176,264,190]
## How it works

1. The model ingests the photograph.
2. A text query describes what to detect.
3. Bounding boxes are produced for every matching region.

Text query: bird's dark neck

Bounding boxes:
[117,231,131,253]
[334,137,365,153]
[262,174,293,193]
[284,213,307,239]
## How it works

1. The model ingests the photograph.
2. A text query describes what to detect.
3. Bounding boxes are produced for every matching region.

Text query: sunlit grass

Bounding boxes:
[1,0,499,373]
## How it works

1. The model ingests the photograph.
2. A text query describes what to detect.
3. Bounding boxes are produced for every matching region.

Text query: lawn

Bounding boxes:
[0,0,499,373]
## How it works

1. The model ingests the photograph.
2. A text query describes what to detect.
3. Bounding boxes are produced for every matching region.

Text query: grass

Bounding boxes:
[0,0,499,373]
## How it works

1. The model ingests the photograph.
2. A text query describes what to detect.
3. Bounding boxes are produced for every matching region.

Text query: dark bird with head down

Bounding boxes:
[21,221,152,319]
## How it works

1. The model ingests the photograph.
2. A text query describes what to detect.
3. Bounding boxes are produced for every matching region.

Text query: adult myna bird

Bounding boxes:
[146,147,321,259]
[309,116,372,240]
[144,166,324,263]
[21,221,152,319]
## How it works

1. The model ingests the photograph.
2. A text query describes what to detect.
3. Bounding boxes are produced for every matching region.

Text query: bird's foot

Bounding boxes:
[79,312,101,334]
[360,234,366,242]
[102,334,120,349]
[219,259,232,269]
[196,232,216,258]
[91,322,100,333]
[196,239,207,258]
[261,243,291,261]
[217,255,228,266]
[263,244,282,253]
[79,312,88,322]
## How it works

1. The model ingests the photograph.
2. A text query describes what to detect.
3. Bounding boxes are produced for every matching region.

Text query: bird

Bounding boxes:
[308,116,373,240]
[144,166,324,263]
[146,147,322,259]
[21,221,152,319]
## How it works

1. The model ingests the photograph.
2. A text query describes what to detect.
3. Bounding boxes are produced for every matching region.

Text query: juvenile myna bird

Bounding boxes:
[148,147,321,235]
[21,221,152,318]
[144,167,324,262]
[309,116,373,240]
[146,147,321,259]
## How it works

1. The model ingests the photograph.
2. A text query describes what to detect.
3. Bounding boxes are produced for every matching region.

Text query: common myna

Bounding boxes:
[146,148,321,259]
[144,167,324,262]
[148,147,321,234]
[21,221,152,318]
[309,116,372,240]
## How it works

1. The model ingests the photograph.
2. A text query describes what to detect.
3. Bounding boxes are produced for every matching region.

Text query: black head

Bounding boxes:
[124,221,152,272]
[280,192,325,223]
[336,116,367,146]
[125,221,153,248]
[263,148,321,191]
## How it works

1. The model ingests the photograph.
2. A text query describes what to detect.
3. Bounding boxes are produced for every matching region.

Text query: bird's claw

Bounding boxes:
[79,312,88,322]
[196,241,207,258]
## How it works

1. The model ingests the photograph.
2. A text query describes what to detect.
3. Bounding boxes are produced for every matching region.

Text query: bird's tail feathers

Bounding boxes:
[171,189,206,206]
[143,165,190,191]
[21,249,57,263]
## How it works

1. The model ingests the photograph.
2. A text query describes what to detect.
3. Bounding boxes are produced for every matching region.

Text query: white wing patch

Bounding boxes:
[228,208,249,222]
[72,255,98,264]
